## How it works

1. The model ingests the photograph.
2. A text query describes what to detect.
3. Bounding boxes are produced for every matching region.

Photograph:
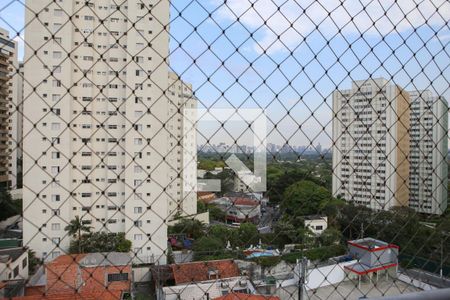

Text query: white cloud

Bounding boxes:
[213,0,450,54]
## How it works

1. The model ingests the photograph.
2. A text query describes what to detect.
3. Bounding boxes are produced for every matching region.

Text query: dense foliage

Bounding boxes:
[69,232,132,254]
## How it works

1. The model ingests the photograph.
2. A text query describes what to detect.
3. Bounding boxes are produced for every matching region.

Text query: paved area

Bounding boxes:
[275,278,421,300]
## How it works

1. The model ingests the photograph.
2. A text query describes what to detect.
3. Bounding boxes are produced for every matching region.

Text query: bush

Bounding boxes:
[69,232,132,254]
[282,244,346,264]
[252,256,281,268]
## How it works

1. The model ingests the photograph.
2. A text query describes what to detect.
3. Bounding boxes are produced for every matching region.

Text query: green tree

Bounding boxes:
[193,236,225,260]
[320,228,342,246]
[0,189,21,222]
[281,180,332,217]
[69,232,132,254]
[208,205,226,222]
[237,223,259,247]
[168,218,205,239]
[197,201,207,213]
[64,216,92,253]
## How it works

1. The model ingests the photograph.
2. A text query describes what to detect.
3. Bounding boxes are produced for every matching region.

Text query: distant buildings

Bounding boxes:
[409,90,448,214]
[210,197,261,223]
[304,215,328,235]
[332,78,448,214]
[332,78,410,211]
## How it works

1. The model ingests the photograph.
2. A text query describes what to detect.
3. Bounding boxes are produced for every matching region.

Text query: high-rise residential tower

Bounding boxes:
[0,28,19,188]
[409,90,448,215]
[23,0,172,263]
[332,78,410,211]
[167,72,197,218]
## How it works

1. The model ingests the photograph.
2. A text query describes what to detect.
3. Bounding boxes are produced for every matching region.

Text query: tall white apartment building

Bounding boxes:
[409,90,448,215]
[0,28,19,188]
[23,0,172,263]
[332,78,410,211]
[167,72,197,218]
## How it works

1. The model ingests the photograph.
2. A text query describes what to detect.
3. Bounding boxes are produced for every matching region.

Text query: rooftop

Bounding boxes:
[0,247,26,263]
[304,215,327,221]
[348,238,398,251]
[0,239,21,249]
[214,293,280,300]
[171,259,240,285]
[48,252,131,268]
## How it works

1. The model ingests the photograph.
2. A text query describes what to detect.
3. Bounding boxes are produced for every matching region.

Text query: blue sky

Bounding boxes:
[1,0,449,148]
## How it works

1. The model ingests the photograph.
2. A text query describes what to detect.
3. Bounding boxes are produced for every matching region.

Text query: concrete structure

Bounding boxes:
[0,247,28,281]
[303,215,328,235]
[345,238,399,283]
[16,252,131,299]
[332,78,410,211]
[409,90,448,214]
[22,0,173,263]
[161,260,257,300]
[167,72,197,218]
[234,170,262,193]
[0,28,19,187]
[210,197,261,223]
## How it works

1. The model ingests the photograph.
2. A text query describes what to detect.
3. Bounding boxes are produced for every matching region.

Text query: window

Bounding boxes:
[13,266,19,278]
[134,207,142,214]
[134,234,143,240]
[52,237,60,244]
[53,51,62,59]
[51,223,61,231]
[51,123,60,130]
[51,166,60,175]
[22,257,27,269]
[134,220,142,227]
[51,194,60,202]
[51,251,60,259]
[51,152,60,159]
[107,273,128,282]
[52,209,60,216]
[54,9,63,16]
[52,94,61,102]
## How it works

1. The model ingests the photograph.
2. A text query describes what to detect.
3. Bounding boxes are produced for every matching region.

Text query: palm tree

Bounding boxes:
[64,216,91,253]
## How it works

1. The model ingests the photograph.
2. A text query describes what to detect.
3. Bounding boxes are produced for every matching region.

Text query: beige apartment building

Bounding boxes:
[409,90,448,215]
[0,28,19,188]
[332,78,410,211]
[167,72,197,218]
[22,0,178,263]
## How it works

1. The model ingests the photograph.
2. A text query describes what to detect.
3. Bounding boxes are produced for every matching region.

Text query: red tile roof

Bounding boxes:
[13,290,123,300]
[214,293,280,300]
[232,197,259,206]
[171,259,240,285]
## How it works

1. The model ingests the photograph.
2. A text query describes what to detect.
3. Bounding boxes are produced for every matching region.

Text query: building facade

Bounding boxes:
[409,90,448,214]
[22,0,173,263]
[167,72,197,218]
[0,28,19,187]
[332,78,410,211]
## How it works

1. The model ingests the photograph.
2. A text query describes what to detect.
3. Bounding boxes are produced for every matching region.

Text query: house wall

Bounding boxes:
[0,251,28,281]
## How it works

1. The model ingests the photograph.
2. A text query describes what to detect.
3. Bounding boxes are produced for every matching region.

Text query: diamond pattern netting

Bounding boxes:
[0,0,448,299]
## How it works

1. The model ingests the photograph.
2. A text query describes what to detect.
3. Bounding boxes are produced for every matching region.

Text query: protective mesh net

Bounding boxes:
[0,0,448,299]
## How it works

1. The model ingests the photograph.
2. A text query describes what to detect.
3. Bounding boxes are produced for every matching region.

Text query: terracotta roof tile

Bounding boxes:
[171,259,240,285]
